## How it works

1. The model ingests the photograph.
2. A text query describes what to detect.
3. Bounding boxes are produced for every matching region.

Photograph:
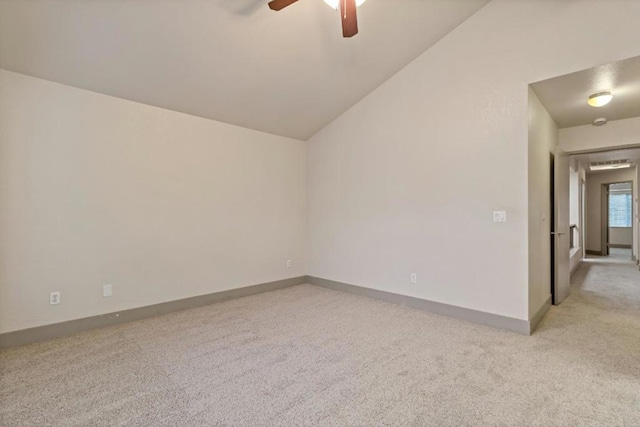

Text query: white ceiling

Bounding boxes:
[531,55,640,129]
[0,0,489,140]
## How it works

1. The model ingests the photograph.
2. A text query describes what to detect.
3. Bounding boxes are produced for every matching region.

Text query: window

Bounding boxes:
[609,192,632,228]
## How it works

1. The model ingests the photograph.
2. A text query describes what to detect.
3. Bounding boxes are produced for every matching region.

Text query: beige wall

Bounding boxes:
[528,89,557,318]
[609,228,633,246]
[585,169,636,253]
[570,249,582,275]
[560,117,640,154]
[307,0,640,321]
[4,1,640,334]
[0,70,307,334]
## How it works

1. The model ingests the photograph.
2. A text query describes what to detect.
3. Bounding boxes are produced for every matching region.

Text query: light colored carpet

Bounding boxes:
[2,260,640,426]
[607,247,633,261]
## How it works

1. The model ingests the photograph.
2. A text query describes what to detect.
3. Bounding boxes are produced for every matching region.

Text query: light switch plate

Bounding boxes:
[103,284,113,297]
[493,211,507,223]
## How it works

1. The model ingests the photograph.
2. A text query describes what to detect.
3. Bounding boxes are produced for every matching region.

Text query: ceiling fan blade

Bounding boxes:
[268,0,299,11]
[339,0,358,37]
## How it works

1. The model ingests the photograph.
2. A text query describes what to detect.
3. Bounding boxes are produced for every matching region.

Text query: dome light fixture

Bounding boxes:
[587,91,613,107]
[323,0,367,9]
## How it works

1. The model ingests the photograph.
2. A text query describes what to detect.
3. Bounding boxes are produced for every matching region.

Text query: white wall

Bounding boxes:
[0,70,307,334]
[585,169,636,253]
[527,89,557,318]
[560,117,640,153]
[568,162,582,270]
[570,164,580,228]
[569,249,582,276]
[307,0,640,321]
[569,160,586,275]
[609,228,633,246]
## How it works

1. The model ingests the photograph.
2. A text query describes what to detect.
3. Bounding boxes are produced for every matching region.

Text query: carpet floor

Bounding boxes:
[2,258,640,426]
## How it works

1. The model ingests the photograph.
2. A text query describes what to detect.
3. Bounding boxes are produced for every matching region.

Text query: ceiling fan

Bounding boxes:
[268,0,365,38]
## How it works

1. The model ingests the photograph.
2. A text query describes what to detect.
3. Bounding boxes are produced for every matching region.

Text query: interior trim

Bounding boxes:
[306,276,532,335]
[0,276,306,349]
[529,295,552,334]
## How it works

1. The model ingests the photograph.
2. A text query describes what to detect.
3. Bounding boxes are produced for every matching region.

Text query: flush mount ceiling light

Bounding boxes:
[587,91,613,107]
[589,160,631,171]
[323,0,367,9]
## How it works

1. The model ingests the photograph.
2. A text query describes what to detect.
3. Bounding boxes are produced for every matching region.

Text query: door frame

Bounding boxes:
[601,180,634,255]
[601,184,610,256]
[552,150,571,305]
[581,178,586,259]
[550,152,556,303]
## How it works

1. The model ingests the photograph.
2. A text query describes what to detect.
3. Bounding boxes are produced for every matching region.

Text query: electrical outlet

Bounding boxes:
[286,259,292,268]
[410,273,417,283]
[103,284,113,297]
[50,291,60,305]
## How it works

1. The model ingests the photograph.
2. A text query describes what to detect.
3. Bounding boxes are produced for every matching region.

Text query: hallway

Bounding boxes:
[575,249,639,302]
[550,248,640,330]
[540,251,640,398]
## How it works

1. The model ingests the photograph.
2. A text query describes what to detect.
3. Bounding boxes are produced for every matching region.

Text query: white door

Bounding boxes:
[554,150,571,304]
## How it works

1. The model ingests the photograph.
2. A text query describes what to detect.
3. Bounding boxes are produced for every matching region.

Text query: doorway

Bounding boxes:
[569,147,639,262]
[603,181,634,259]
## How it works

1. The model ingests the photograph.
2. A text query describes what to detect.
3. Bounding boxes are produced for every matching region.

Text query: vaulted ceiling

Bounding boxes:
[0,0,489,140]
